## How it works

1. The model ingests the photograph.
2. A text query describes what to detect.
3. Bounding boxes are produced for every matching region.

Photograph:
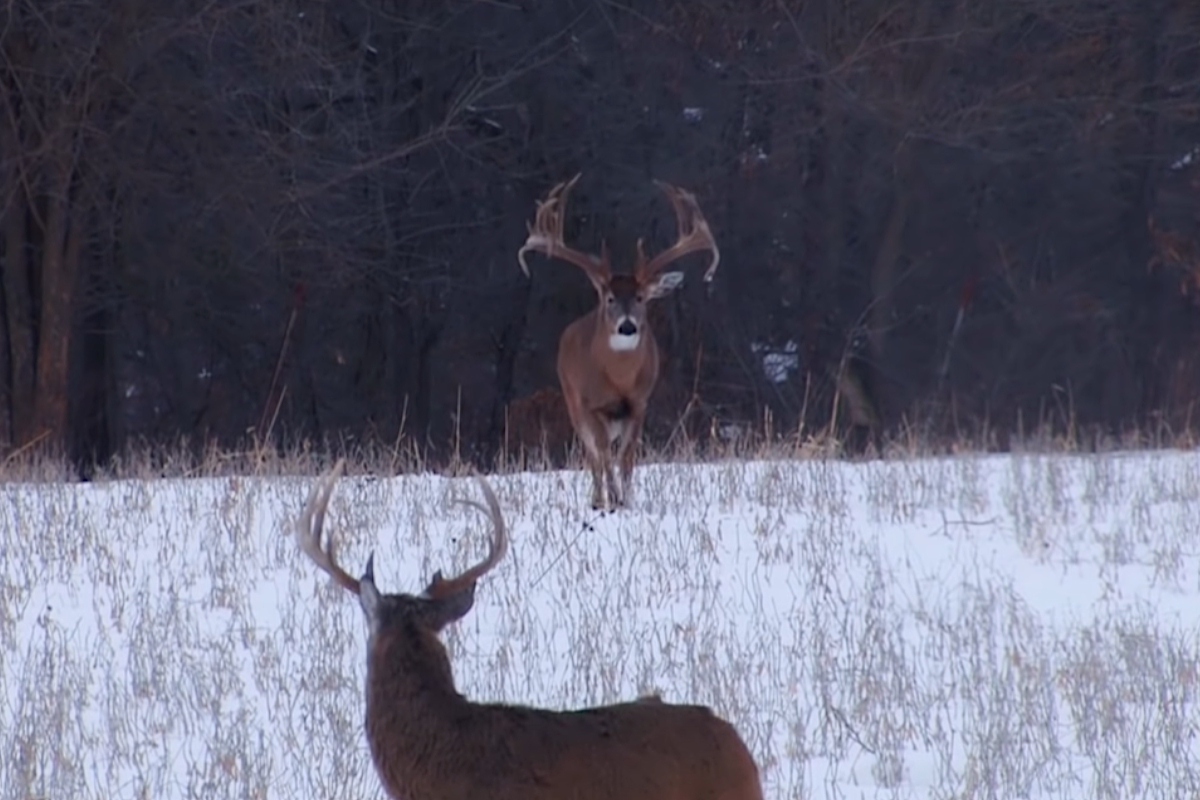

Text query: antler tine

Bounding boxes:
[518,173,578,275]
[641,181,721,282]
[295,457,361,594]
[426,475,509,599]
[518,173,608,281]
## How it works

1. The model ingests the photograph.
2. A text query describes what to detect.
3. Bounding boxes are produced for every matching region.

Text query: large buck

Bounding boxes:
[295,460,763,800]
[518,174,719,509]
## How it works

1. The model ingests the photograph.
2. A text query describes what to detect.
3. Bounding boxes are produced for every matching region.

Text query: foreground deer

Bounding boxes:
[518,174,719,509]
[295,460,762,800]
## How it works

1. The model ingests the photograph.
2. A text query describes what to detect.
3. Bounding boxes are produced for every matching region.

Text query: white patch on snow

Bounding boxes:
[751,339,799,383]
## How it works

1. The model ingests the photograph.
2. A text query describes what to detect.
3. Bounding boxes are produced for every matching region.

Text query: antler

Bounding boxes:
[638,181,720,282]
[518,173,609,283]
[295,457,361,594]
[425,476,509,599]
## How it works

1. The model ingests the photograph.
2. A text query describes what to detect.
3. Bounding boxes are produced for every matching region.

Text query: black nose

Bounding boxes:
[617,320,637,336]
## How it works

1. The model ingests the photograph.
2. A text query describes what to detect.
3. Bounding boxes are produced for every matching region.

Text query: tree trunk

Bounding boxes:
[2,175,36,447]
[1119,3,1166,417]
[867,145,913,365]
[31,156,83,451]
[486,279,532,460]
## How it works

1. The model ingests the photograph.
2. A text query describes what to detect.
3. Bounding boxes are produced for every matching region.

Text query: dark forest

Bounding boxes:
[2,0,1198,470]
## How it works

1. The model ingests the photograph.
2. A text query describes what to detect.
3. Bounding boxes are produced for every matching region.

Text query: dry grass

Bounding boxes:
[4,414,1197,487]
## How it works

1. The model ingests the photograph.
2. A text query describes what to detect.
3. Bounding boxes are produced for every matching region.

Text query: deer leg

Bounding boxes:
[562,389,609,510]
[613,411,645,509]
[602,458,620,510]
[576,412,615,510]
[602,442,621,509]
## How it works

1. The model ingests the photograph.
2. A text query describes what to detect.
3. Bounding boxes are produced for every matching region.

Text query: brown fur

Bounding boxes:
[295,462,763,800]
[364,623,762,800]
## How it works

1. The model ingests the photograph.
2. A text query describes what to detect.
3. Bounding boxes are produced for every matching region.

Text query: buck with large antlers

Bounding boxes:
[295,460,762,800]
[518,174,719,510]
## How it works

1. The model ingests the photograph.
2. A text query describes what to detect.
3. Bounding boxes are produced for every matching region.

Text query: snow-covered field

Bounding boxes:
[2,451,1199,799]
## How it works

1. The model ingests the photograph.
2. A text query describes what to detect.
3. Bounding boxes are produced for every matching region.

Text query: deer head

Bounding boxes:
[518,173,719,352]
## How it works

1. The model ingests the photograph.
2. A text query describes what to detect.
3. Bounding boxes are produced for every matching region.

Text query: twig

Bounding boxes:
[2,429,52,467]
[259,300,299,436]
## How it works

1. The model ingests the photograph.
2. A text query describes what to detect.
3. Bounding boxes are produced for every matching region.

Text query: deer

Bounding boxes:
[294,459,763,800]
[518,174,719,510]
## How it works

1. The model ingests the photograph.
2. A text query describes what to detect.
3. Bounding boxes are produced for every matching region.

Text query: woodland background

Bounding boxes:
[2,0,1199,471]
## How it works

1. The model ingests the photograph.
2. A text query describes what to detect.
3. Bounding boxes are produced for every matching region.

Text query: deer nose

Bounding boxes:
[617,320,637,336]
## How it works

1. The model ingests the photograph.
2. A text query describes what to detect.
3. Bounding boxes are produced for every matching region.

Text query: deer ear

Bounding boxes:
[420,576,476,631]
[359,578,383,635]
[358,553,384,634]
[646,271,684,299]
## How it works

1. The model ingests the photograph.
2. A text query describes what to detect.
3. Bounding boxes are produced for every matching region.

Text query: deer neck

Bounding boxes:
[365,631,473,737]
[362,634,488,800]
[590,318,649,388]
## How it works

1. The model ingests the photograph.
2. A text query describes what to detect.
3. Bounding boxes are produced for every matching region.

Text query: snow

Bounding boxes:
[2,451,1199,799]
[752,340,801,384]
